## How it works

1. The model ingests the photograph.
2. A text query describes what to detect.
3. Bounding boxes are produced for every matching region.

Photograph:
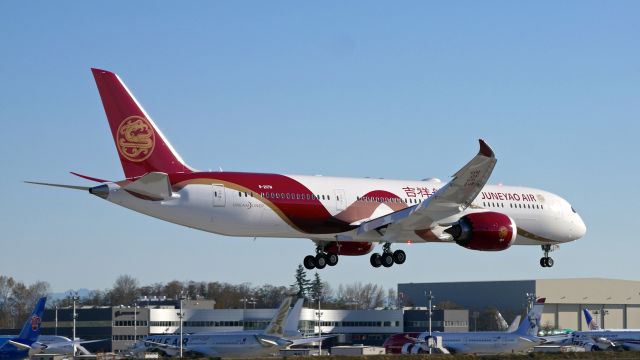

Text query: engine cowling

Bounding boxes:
[445,212,516,251]
[324,241,374,256]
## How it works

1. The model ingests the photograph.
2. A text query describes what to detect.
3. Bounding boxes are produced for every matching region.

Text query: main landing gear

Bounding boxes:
[370,243,406,268]
[303,246,339,270]
[540,244,555,268]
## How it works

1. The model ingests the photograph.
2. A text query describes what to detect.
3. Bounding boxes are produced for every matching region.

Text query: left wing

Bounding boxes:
[357,139,496,239]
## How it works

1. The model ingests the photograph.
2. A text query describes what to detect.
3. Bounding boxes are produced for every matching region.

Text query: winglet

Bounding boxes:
[478,139,495,158]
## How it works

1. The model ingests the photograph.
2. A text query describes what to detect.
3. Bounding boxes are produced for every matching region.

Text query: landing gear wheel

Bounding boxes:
[370,253,382,268]
[392,250,406,264]
[381,253,394,267]
[540,245,557,268]
[326,253,339,266]
[304,255,316,270]
[315,253,327,269]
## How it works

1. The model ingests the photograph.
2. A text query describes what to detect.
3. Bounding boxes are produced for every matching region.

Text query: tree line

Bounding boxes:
[1,267,520,331]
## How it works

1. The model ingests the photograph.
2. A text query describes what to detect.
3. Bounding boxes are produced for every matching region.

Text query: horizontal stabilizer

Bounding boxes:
[123,172,172,200]
[24,181,90,191]
[70,172,110,183]
[8,340,32,350]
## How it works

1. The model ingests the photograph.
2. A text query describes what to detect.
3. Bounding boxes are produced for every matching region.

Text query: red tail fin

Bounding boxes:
[91,68,193,178]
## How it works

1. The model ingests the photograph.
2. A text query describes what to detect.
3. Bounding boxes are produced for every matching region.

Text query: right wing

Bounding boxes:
[357,139,496,239]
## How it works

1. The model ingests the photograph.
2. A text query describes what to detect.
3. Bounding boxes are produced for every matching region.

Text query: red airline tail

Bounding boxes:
[91,68,193,179]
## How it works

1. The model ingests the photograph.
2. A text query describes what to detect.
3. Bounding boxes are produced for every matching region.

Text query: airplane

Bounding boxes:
[383,298,546,355]
[565,308,640,351]
[0,297,46,360]
[31,336,106,356]
[131,297,314,358]
[27,68,587,269]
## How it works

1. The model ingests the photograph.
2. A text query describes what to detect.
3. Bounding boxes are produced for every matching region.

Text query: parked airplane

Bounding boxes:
[27,68,586,269]
[383,298,546,354]
[0,297,46,360]
[132,297,310,358]
[565,308,640,351]
[31,336,106,356]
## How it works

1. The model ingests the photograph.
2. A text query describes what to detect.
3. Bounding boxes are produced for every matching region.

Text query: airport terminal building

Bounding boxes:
[399,278,640,331]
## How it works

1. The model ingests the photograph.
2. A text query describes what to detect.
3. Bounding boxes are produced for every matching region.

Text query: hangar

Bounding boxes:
[398,278,640,330]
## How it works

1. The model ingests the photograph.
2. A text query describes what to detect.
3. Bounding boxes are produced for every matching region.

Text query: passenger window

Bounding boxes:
[238,191,242,197]
[275,193,279,199]
[327,195,331,200]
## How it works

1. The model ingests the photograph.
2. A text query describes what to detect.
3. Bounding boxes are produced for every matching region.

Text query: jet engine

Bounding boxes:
[444,212,516,251]
[324,241,374,256]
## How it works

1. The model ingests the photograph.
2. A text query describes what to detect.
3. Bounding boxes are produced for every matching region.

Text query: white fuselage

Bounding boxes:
[102,174,585,246]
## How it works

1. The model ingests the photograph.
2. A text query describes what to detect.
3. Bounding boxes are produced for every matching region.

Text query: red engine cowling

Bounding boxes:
[445,212,516,251]
[324,241,374,256]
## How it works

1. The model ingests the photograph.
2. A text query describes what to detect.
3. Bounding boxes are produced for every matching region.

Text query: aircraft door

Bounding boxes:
[334,189,346,211]
[212,184,226,207]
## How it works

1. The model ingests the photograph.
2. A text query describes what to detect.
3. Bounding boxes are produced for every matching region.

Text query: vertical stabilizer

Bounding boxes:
[91,68,193,178]
[515,298,545,336]
[283,298,304,337]
[16,297,46,345]
[263,297,293,337]
[583,308,601,330]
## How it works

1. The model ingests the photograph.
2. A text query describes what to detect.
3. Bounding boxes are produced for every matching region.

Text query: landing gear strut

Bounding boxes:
[540,244,555,268]
[303,246,339,270]
[370,243,406,268]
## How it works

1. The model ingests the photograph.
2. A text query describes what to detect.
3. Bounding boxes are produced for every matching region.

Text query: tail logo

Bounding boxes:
[117,116,155,162]
[31,315,41,331]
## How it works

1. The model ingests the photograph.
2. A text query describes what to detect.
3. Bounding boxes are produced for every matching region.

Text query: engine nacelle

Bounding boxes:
[445,212,516,251]
[324,241,374,256]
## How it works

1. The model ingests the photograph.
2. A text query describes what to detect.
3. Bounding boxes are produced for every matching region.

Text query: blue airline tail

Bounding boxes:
[583,308,600,330]
[15,297,46,345]
[515,298,545,336]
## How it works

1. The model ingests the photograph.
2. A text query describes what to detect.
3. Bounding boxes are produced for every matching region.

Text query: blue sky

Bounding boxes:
[1,1,638,293]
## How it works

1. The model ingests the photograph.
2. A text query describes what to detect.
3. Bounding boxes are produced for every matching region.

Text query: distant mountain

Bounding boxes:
[48,288,94,301]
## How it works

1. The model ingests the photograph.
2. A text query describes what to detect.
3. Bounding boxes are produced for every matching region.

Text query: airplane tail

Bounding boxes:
[263,297,293,337]
[515,298,545,336]
[494,311,508,331]
[91,68,193,179]
[583,308,601,330]
[16,297,46,345]
[507,315,522,333]
[283,298,304,337]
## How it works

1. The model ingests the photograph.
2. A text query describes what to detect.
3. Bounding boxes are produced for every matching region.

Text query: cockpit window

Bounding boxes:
[571,206,577,213]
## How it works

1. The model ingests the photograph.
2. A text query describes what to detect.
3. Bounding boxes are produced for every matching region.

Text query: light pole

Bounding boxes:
[134,302,138,345]
[472,311,479,332]
[54,305,58,336]
[425,291,434,354]
[69,291,80,356]
[315,295,323,356]
[177,292,186,358]
[525,293,536,312]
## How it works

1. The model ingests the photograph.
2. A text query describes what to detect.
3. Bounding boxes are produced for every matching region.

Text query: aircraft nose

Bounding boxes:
[576,214,587,239]
[571,214,587,240]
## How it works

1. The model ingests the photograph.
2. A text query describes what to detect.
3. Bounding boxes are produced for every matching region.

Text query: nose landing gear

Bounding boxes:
[540,244,556,268]
[370,243,406,268]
